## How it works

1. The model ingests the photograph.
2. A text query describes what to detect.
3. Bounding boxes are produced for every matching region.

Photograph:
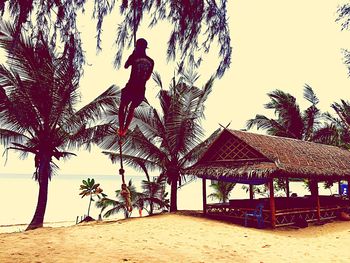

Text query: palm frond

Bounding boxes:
[152,71,163,89]
[71,85,120,127]
[303,84,319,105]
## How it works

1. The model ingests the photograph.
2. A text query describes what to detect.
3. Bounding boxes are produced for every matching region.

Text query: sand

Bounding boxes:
[1,212,350,263]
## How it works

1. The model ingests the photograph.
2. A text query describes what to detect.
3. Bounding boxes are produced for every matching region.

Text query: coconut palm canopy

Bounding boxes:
[186,129,350,182]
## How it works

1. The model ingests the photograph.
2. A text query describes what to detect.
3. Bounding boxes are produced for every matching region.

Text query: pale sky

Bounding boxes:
[1,0,350,176]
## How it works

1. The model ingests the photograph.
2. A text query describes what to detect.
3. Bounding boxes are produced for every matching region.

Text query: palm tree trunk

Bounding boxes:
[87,195,92,217]
[26,155,50,231]
[150,202,153,215]
[170,177,178,212]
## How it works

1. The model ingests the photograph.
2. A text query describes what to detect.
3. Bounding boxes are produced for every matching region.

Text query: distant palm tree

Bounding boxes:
[101,69,220,212]
[96,179,140,219]
[313,100,350,148]
[246,85,321,141]
[0,22,118,230]
[208,181,236,203]
[79,178,105,218]
[138,176,169,215]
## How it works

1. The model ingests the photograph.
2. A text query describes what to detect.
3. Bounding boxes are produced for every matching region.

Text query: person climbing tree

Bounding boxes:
[118,38,154,137]
[120,183,132,212]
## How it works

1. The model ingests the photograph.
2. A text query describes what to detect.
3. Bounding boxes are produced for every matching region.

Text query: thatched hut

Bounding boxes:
[185,129,350,228]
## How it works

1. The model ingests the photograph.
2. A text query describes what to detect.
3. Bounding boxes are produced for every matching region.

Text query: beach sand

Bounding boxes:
[1,211,350,263]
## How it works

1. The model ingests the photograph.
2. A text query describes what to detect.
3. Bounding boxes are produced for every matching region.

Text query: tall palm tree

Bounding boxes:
[100,69,220,212]
[0,22,117,230]
[246,84,321,141]
[208,180,236,203]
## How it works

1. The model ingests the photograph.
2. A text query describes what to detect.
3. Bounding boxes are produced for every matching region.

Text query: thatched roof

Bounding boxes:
[185,129,350,181]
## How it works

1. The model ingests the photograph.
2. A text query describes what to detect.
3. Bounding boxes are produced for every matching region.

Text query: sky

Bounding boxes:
[1,0,350,176]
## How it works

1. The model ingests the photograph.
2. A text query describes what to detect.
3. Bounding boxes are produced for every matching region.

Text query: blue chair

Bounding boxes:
[244,204,264,228]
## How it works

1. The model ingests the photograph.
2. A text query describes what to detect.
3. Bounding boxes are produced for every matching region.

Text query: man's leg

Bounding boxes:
[119,86,135,136]
[118,99,128,136]
[123,103,136,133]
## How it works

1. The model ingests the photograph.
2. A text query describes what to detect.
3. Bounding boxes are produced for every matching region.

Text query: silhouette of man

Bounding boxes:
[118,38,154,136]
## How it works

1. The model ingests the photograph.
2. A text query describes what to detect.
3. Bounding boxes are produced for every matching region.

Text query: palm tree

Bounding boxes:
[0,22,118,230]
[96,179,140,219]
[246,85,343,195]
[246,84,321,141]
[139,176,169,215]
[207,180,236,203]
[242,179,288,198]
[313,100,350,148]
[100,69,220,212]
[79,178,105,218]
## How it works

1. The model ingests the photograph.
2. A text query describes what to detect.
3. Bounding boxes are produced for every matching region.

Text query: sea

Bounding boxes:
[0,173,339,233]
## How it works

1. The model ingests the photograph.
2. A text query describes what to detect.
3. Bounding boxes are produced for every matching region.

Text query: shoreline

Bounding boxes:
[0,211,164,234]
[0,220,76,234]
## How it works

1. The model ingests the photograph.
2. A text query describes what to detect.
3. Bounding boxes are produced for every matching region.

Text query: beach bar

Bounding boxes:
[186,129,350,228]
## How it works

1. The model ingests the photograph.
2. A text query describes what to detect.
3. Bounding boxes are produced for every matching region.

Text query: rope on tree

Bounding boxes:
[118,138,132,212]
[117,0,139,213]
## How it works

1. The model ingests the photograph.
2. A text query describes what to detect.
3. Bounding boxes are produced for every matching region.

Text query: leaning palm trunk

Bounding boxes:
[26,154,51,230]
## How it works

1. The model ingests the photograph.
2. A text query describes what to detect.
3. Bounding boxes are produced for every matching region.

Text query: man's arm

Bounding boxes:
[145,58,155,80]
[124,53,134,68]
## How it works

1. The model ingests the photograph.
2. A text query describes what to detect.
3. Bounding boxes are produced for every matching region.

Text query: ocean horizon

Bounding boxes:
[0,173,339,232]
[0,172,211,228]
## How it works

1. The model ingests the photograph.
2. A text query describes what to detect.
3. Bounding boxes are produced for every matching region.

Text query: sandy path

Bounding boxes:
[1,213,350,263]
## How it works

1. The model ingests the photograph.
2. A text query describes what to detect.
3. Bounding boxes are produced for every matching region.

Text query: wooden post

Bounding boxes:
[202,177,207,215]
[338,180,342,195]
[311,180,321,222]
[249,184,254,200]
[286,178,290,198]
[268,178,276,228]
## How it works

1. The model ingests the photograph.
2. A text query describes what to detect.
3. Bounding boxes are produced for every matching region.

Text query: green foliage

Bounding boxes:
[242,179,287,198]
[137,176,169,214]
[246,85,321,141]
[246,81,350,149]
[208,180,236,203]
[303,179,336,195]
[323,180,335,195]
[0,0,232,78]
[79,178,106,217]
[79,178,105,199]
[0,21,117,230]
[96,179,141,219]
[313,100,350,149]
[100,69,218,212]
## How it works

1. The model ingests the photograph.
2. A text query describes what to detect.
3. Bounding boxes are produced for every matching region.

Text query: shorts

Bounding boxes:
[121,83,146,107]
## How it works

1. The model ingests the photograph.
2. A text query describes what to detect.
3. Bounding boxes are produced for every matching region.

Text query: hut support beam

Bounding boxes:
[269,178,276,228]
[286,178,290,198]
[311,180,321,222]
[202,178,207,215]
[249,184,254,200]
[338,180,342,195]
